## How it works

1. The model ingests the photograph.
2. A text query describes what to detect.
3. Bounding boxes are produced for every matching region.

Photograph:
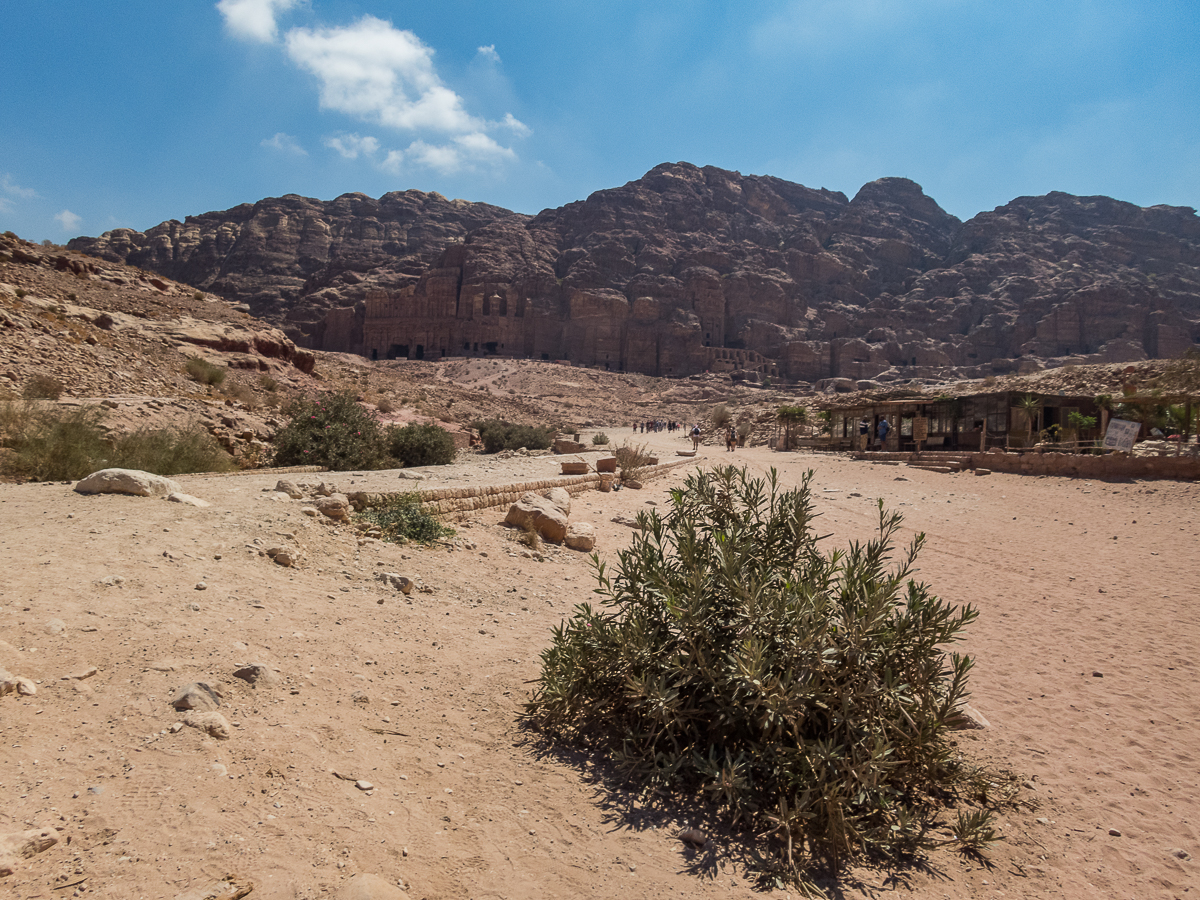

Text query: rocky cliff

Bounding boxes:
[71,163,1200,383]
[69,190,518,338]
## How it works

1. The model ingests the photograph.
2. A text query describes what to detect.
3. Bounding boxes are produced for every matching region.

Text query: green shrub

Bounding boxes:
[259,374,279,393]
[591,432,609,446]
[272,391,390,470]
[112,424,235,476]
[525,466,986,879]
[356,493,454,544]
[23,374,65,400]
[387,422,456,467]
[0,402,109,480]
[185,356,227,387]
[710,402,732,429]
[472,419,555,453]
[613,441,652,481]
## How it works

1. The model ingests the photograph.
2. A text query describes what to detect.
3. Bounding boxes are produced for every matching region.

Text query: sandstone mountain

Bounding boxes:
[71,163,1200,385]
[68,189,516,334]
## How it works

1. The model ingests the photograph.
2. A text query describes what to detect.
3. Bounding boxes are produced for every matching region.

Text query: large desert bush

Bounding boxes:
[272,392,390,470]
[23,373,65,400]
[472,419,555,453]
[355,493,454,544]
[112,424,235,476]
[525,466,988,881]
[185,356,227,387]
[387,422,456,467]
[0,403,234,480]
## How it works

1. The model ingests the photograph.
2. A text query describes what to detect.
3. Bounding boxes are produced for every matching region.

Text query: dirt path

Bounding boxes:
[1,439,1196,899]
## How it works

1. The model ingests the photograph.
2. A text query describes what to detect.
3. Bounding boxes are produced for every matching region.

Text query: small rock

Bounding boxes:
[316,494,351,521]
[167,492,211,508]
[376,572,414,594]
[678,827,707,848]
[170,682,222,711]
[337,873,405,900]
[195,582,208,591]
[63,666,98,681]
[355,780,374,791]
[1109,828,1122,837]
[169,722,184,733]
[183,710,231,740]
[351,690,370,704]
[74,468,182,498]
[173,873,255,900]
[274,480,304,499]
[1093,671,1104,678]
[265,547,296,567]
[1035,817,1049,825]
[564,522,596,552]
[232,663,280,687]
[1171,848,1191,860]
[0,827,59,877]
[44,618,66,635]
[15,678,37,697]
[300,506,319,517]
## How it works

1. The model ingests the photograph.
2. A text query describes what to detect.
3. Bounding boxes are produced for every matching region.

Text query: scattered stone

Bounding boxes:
[316,495,351,521]
[170,682,222,711]
[610,514,644,529]
[1036,817,1049,825]
[1171,848,1191,860]
[355,780,374,792]
[274,480,304,499]
[16,678,36,697]
[74,468,182,498]
[63,666,98,681]
[678,828,707,848]
[505,492,569,544]
[0,827,59,877]
[169,722,184,733]
[300,506,319,517]
[1093,671,1104,678]
[338,873,406,900]
[565,522,596,552]
[173,873,255,900]
[183,710,231,740]
[376,572,415,594]
[948,703,990,729]
[232,664,280,687]
[974,468,992,476]
[265,547,296,567]
[44,618,66,635]
[397,471,426,481]
[623,479,643,490]
[195,582,208,591]
[351,691,370,704]
[546,486,572,516]
[1109,828,1122,837]
[168,492,212,507]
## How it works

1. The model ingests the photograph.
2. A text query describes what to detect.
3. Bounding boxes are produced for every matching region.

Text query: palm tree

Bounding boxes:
[1015,393,1042,444]
[776,405,808,451]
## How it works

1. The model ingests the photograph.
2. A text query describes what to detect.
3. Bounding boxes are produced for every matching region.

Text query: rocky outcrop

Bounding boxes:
[70,164,1200,381]
[68,190,517,341]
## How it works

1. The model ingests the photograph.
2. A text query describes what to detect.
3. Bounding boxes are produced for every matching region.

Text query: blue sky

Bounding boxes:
[2,1,1197,243]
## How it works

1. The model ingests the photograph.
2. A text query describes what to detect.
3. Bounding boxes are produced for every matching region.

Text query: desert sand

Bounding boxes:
[1,427,1197,899]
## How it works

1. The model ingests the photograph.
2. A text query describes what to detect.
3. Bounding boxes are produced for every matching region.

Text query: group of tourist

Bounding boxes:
[633,420,681,434]
[859,415,891,451]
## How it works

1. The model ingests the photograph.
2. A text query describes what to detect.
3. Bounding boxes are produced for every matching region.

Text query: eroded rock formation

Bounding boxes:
[72,163,1200,382]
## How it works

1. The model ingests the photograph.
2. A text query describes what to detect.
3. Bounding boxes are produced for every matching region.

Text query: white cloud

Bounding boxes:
[381,149,405,174]
[216,0,299,43]
[283,14,527,167]
[261,131,307,154]
[55,210,82,232]
[286,16,483,133]
[405,133,516,175]
[324,133,380,159]
[476,44,500,63]
[501,113,531,138]
[2,173,37,200]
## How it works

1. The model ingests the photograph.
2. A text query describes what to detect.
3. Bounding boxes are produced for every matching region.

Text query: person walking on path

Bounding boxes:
[725,425,735,452]
[691,424,701,451]
[876,417,890,451]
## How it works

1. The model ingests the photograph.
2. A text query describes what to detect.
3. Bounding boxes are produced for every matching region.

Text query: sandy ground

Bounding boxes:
[1,430,1197,900]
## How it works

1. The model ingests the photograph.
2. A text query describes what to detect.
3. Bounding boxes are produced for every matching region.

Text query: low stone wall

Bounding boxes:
[967,451,1200,480]
[855,449,1200,481]
[348,458,697,517]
